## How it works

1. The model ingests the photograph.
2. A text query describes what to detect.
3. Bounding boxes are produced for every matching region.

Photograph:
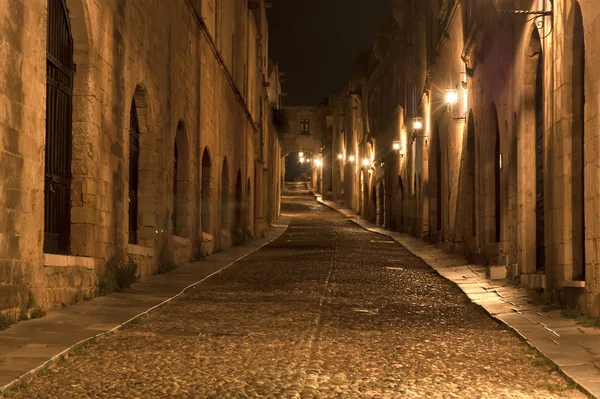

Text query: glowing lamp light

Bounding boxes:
[392,141,401,151]
[337,153,343,160]
[445,89,459,105]
[314,159,322,167]
[298,152,304,157]
[362,158,370,167]
[413,117,423,131]
[299,157,305,163]
[348,155,355,163]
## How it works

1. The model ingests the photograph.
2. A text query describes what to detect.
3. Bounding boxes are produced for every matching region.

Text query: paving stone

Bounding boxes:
[4,194,585,398]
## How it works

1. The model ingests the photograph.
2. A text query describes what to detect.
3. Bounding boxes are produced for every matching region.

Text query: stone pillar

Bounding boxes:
[254,160,267,237]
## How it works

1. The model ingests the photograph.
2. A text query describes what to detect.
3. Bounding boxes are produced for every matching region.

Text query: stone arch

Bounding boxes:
[172,121,190,237]
[221,158,230,230]
[246,178,252,233]
[234,169,243,241]
[201,147,212,235]
[466,110,477,239]
[129,84,157,247]
[520,27,545,274]
[378,180,385,226]
[430,122,443,240]
[491,103,501,243]
[62,0,102,258]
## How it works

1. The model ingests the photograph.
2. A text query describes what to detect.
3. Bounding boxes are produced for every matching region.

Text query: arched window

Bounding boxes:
[44,0,74,254]
[128,101,141,244]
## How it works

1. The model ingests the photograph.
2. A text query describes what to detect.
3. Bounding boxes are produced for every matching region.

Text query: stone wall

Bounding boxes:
[0,0,281,320]
[329,0,600,317]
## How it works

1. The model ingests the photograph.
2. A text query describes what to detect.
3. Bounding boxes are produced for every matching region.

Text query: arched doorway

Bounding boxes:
[491,104,501,243]
[201,148,211,235]
[378,181,385,226]
[430,122,443,240]
[521,28,545,273]
[172,122,189,237]
[570,1,586,280]
[466,111,476,239]
[221,159,230,230]
[234,169,243,243]
[533,30,545,272]
[44,0,74,254]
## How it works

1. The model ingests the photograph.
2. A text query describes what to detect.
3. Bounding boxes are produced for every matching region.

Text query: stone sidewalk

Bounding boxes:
[316,195,600,398]
[0,218,290,394]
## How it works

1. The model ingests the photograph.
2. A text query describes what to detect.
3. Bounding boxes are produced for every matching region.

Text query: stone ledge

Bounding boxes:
[172,235,191,247]
[127,244,154,257]
[43,254,99,270]
[561,280,586,288]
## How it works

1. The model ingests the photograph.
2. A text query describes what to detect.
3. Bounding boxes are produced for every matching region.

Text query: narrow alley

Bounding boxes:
[6,191,582,398]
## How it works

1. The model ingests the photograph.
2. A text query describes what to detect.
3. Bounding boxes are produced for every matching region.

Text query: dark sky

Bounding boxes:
[268,1,391,106]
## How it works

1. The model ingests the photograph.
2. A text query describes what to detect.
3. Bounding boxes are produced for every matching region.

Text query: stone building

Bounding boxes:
[331,0,600,316]
[279,105,330,193]
[0,0,282,320]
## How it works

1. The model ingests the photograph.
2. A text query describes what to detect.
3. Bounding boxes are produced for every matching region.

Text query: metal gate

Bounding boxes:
[44,0,73,254]
[129,102,140,244]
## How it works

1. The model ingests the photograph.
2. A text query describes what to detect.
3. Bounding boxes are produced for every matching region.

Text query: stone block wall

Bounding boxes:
[0,0,281,320]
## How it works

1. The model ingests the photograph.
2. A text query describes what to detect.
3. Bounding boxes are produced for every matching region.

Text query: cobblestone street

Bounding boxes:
[6,192,584,398]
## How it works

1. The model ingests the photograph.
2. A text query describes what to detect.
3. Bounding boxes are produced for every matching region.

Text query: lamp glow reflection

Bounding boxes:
[445,89,458,105]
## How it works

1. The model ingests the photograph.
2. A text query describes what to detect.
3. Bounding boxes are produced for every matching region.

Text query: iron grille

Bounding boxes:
[129,102,140,244]
[44,0,73,254]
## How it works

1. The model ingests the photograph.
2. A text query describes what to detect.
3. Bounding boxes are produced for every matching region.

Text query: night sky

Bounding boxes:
[268,1,391,106]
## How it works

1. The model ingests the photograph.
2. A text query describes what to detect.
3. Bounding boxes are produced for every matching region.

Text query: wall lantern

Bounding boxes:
[412,117,423,131]
[348,155,355,163]
[393,140,405,156]
[445,87,466,121]
[411,116,429,142]
[444,89,458,105]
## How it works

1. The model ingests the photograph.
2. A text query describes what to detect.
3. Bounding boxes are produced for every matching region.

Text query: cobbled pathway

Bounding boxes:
[7,193,585,398]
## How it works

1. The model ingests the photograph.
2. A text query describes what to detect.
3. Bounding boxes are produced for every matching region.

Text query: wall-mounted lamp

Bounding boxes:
[337,153,343,160]
[348,155,355,163]
[444,89,458,105]
[314,158,322,167]
[362,158,370,167]
[412,117,423,131]
[445,87,466,121]
[393,140,405,156]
